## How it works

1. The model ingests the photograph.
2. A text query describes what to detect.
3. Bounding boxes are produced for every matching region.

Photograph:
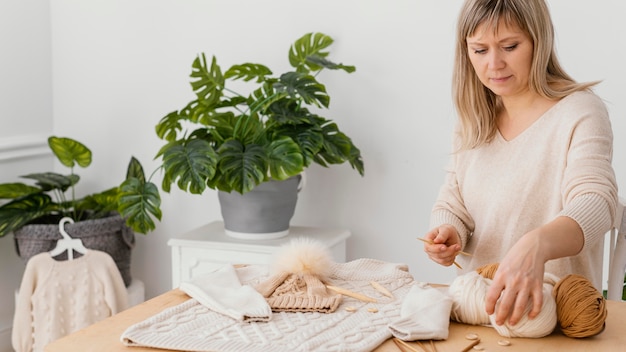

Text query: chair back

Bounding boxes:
[607,197,626,300]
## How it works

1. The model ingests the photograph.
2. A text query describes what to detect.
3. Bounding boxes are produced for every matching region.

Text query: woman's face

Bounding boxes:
[466,20,534,99]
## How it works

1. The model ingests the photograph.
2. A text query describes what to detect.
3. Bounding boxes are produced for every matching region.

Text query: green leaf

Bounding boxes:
[0,183,42,199]
[161,139,218,194]
[224,63,272,83]
[156,110,184,142]
[190,54,224,105]
[275,72,329,108]
[118,178,162,234]
[305,55,356,73]
[75,187,119,217]
[218,140,267,194]
[21,172,79,192]
[48,136,92,168]
[125,157,146,183]
[0,193,55,237]
[266,99,312,125]
[314,122,365,176]
[292,127,325,167]
[266,136,304,180]
[289,32,333,73]
[248,81,287,115]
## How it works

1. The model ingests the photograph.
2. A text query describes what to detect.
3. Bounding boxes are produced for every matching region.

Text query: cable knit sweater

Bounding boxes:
[122,259,415,352]
[430,90,618,290]
[12,250,128,352]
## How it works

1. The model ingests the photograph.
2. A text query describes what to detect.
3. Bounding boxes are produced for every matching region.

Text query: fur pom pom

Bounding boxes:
[271,237,334,279]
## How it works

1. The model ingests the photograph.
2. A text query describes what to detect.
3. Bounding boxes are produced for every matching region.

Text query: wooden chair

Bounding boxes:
[607,197,626,301]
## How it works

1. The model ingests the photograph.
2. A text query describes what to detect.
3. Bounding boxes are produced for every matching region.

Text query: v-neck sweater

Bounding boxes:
[430,90,618,290]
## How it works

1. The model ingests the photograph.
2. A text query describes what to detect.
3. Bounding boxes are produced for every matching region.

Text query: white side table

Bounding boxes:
[168,221,351,288]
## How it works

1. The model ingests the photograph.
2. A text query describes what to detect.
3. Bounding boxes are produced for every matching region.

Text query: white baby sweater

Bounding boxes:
[12,250,128,352]
[431,90,618,289]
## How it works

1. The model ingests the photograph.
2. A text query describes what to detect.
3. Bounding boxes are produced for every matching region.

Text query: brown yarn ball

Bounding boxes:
[475,263,499,279]
[552,274,607,338]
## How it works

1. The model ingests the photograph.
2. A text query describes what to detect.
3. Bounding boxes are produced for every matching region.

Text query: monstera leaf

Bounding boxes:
[0,193,56,237]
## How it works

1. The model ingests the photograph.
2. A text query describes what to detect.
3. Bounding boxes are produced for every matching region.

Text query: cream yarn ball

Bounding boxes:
[449,271,558,338]
[449,271,491,325]
[489,279,557,338]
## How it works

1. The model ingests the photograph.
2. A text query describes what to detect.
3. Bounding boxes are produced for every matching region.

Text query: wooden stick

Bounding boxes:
[430,340,437,352]
[417,237,472,256]
[370,281,394,299]
[393,338,420,352]
[461,339,480,352]
[417,238,464,269]
[326,285,378,303]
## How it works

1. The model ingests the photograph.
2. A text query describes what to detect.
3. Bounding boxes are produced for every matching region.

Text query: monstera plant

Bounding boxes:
[155,32,364,196]
[0,136,162,237]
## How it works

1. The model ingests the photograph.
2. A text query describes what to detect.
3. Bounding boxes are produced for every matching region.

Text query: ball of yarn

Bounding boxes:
[448,271,491,325]
[451,264,557,338]
[489,280,557,338]
[552,274,607,338]
[476,262,499,279]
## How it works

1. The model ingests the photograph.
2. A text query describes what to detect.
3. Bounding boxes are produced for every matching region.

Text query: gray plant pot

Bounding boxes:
[218,174,302,240]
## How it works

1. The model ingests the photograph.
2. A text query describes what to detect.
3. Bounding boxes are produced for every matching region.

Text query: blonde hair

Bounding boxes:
[453,0,597,149]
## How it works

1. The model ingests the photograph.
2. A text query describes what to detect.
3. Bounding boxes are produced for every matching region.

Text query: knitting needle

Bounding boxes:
[429,340,437,352]
[417,238,464,269]
[326,285,378,303]
[370,281,394,299]
[461,338,481,352]
[393,338,420,352]
[417,237,472,256]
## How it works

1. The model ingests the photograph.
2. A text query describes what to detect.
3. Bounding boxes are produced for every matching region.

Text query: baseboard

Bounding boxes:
[0,322,12,352]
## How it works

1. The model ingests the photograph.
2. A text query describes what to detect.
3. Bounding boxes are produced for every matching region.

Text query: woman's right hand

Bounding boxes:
[423,225,462,267]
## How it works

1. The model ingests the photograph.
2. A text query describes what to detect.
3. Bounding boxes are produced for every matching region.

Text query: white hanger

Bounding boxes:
[49,217,88,260]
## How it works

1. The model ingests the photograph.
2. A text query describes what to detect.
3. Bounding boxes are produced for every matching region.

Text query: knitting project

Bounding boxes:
[121,259,414,352]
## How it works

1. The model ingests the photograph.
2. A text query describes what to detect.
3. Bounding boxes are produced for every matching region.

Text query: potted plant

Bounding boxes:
[155,32,364,238]
[0,136,162,286]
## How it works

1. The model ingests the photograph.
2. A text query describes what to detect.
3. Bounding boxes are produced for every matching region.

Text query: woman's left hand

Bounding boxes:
[484,232,546,326]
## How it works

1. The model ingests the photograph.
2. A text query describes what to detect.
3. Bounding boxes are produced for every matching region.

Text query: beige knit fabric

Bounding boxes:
[122,259,414,352]
[431,90,618,290]
[255,272,342,313]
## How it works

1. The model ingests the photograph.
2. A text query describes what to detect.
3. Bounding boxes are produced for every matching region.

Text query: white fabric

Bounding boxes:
[122,259,414,352]
[179,265,271,322]
[388,282,452,340]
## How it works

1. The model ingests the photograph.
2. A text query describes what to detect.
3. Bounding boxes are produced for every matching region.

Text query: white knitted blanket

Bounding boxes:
[121,259,415,352]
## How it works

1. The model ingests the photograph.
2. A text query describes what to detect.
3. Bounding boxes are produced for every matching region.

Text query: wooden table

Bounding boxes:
[46,288,626,352]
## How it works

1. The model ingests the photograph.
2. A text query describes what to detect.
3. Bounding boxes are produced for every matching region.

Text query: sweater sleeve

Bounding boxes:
[12,254,46,352]
[430,128,474,250]
[558,92,618,247]
[97,251,129,314]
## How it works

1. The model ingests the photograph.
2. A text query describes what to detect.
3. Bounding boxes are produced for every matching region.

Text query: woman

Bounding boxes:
[422,0,618,327]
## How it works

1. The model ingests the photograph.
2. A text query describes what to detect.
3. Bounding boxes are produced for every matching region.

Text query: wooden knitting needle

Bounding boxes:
[417,237,472,256]
[417,237,464,269]
[326,285,378,303]
[461,338,481,352]
[392,338,420,352]
[370,281,394,299]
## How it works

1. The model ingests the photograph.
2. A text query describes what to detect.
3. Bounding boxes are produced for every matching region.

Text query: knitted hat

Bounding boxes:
[255,238,342,313]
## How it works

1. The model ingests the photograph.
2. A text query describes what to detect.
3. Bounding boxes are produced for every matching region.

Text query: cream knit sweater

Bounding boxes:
[122,259,415,352]
[12,250,128,352]
[430,90,618,290]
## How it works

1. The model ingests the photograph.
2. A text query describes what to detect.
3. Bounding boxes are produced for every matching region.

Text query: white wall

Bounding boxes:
[0,0,53,349]
[1,1,625,350]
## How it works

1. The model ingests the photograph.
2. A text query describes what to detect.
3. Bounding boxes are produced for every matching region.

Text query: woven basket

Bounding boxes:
[13,213,135,287]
